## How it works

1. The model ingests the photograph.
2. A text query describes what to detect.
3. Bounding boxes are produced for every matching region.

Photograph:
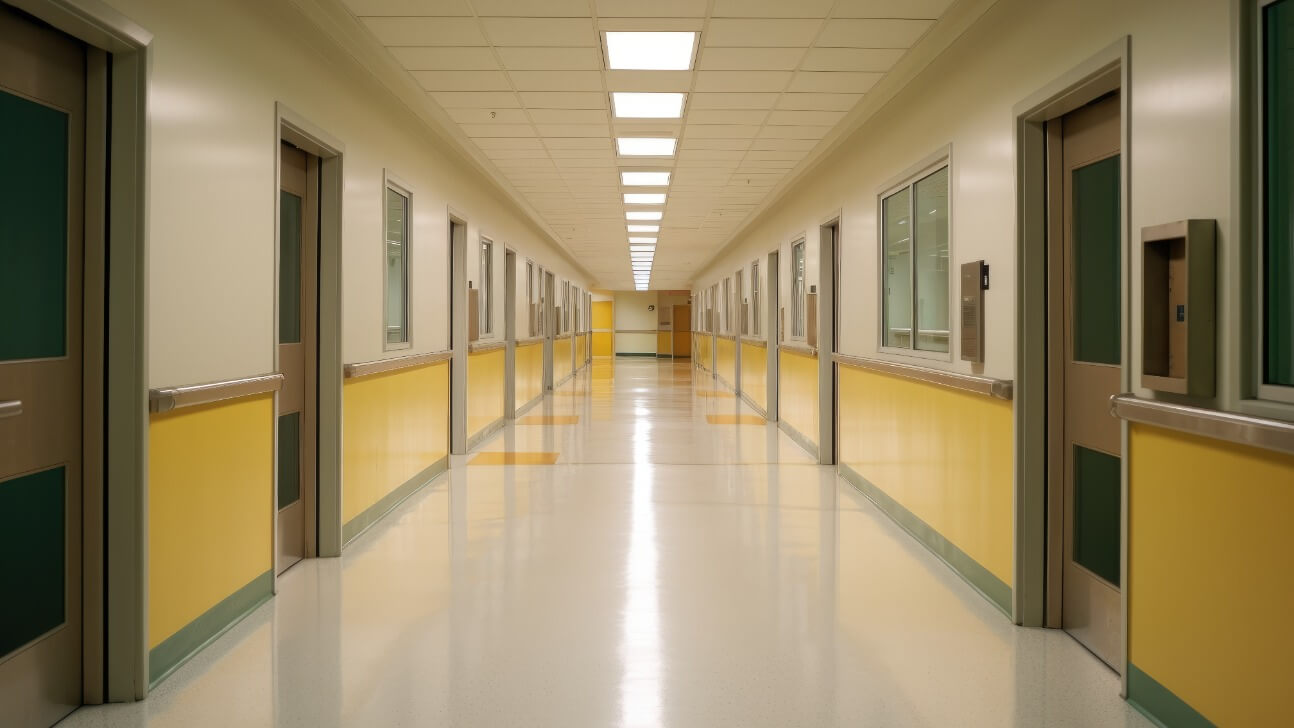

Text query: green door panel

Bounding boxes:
[277,412,300,508]
[0,467,66,656]
[0,90,69,361]
[1265,0,1294,386]
[1073,445,1121,587]
[279,190,302,345]
[1072,155,1121,366]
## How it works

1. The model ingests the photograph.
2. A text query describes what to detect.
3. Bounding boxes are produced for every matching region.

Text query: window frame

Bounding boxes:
[790,238,807,340]
[478,236,494,338]
[1257,0,1294,404]
[735,268,744,336]
[382,172,412,351]
[751,260,761,337]
[876,152,954,362]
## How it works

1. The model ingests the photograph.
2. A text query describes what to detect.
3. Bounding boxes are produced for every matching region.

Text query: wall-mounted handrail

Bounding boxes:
[833,353,1013,400]
[1110,394,1294,456]
[149,373,284,413]
[343,350,451,379]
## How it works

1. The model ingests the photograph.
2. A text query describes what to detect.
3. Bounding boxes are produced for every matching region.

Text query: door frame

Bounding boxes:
[766,247,780,421]
[275,106,344,564]
[11,0,151,704]
[504,247,517,418]
[449,213,468,454]
[817,214,841,466]
[1012,37,1130,690]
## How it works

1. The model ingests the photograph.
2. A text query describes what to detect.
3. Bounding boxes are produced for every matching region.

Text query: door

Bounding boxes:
[543,271,555,390]
[1052,93,1122,669]
[0,6,85,725]
[277,142,317,575]
[673,305,692,357]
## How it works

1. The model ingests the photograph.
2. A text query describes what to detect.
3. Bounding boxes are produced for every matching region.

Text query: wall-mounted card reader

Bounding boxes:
[1141,219,1215,396]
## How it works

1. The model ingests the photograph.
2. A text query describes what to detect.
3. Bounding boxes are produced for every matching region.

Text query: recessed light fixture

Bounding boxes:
[624,193,666,205]
[612,92,686,119]
[605,31,697,70]
[629,245,656,253]
[627,224,660,233]
[628,237,658,244]
[616,138,676,157]
[627,211,663,221]
[621,171,671,187]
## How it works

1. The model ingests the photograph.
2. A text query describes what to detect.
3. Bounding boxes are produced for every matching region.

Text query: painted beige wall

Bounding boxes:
[117,0,591,387]
[613,291,658,354]
[694,0,1233,382]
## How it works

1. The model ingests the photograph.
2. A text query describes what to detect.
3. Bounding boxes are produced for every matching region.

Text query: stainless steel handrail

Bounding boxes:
[1110,394,1294,455]
[343,350,451,379]
[468,340,507,353]
[778,342,819,357]
[832,353,1014,400]
[0,399,22,419]
[149,373,284,413]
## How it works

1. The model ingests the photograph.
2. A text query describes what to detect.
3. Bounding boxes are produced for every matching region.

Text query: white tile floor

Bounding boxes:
[60,358,1155,727]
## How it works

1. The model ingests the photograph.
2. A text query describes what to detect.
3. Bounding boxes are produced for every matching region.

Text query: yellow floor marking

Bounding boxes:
[516,415,580,425]
[469,452,560,466]
[706,414,767,425]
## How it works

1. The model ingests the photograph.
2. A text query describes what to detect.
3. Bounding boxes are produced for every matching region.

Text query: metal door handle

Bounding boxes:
[0,400,22,419]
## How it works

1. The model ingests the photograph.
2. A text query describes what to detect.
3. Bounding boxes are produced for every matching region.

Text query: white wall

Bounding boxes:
[693,0,1234,382]
[613,291,659,354]
[122,0,592,387]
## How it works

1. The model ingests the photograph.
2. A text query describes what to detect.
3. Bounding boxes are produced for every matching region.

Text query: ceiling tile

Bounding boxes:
[693,71,792,93]
[471,137,545,149]
[544,137,613,149]
[686,109,769,125]
[411,70,512,91]
[496,47,600,70]
[710,0,834,18]
[602,71,693,93]
[679,138,752,151]
[775,92,862,110]
[471,0,589,16]
[480,17,596,46]
[800,47,906,72]
[689,92,780,109]
[389,46,498,69]
[787,71,883,93]
[361,17,485,45]
[448,108,530,123]
[684,124,760,139]
[748,138,819,151]
[459,123,537,137]
[535,124,612,137]
[704,19,822,47]
[430,91,520,107]
[765,109,846,125]
[509,70,603,91]
[756,125,830,139]
[817,18,934,48]
[831,0,954,18]
[344,0,471,15]
[696,47,804,71]
[518,91,607,108]
[528,108,609,124]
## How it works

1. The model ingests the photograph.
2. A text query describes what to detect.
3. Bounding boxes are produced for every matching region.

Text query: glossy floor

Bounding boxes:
[61,359,1154,727]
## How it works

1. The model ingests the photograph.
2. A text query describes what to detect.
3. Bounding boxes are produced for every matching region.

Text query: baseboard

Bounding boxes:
[739,392,768,419]
[466,417,506,450]
[514,394,543,418]
[615,352,657,357]
[839,463,1013,617]
[342,456,449,546]
[1127,663,1216,728]
[148,570,273,688]
[777,419,819,459]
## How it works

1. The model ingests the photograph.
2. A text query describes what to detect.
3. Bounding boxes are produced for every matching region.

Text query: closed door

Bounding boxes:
[673,305,691,357]
[277,142,317,575]
[1056,93,1122,669]
[0,6,86,725]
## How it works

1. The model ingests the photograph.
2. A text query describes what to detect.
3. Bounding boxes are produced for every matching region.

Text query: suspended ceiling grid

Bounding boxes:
[342,0,956,289]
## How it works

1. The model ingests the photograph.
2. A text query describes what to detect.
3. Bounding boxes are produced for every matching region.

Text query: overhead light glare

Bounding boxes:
[624,193,666,205]
[605,32,697,71]
[616,138,676,157]
[621,171,671,186]
[612,92,686,118]
[627,225,660,233]
[628,237,658,244]
[626,211,663,221]
[629,246,656,253]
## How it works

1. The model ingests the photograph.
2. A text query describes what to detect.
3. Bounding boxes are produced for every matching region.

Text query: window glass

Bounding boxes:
[913,167,950,352]
[384,187,409,346]
[1265,0,1294,386]
[479,239,493,335]
[751,261,761,336]
[526,261,535,337]
[735,270,744,334]
[882,187,912,349]
[791,240,806,339]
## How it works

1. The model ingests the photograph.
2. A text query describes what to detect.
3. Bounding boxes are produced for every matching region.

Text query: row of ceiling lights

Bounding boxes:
[606,31,698,290]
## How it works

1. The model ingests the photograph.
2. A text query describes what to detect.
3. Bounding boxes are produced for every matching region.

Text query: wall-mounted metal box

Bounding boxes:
[467,286,479,342]
[740,301,749,335]
[805,291,818,349]
[960,260,986,363]
[1141,219,1215,396]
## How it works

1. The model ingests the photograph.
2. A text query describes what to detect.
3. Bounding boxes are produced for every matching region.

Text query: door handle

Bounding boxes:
[0,400,22,419]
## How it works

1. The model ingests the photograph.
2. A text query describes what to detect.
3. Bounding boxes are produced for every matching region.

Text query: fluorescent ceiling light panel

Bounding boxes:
[621,171,671,186]
[616,138,676,157]
[624,193,666,205]
[626,211,663,221]
[627,225,660,233]
[605,32,696,71]
[612,92,686,119]
[628,237,658,244]
[629,246,656,253]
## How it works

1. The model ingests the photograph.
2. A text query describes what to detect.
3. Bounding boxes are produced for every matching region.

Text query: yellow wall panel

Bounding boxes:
[148,394,273,647]
[657,332,671,355]
[837,365,1013,586]
[592,300,613,330]
[716,337,736,388]
[514,342,544,408]
[467,348,505,439]
[576,333,588,367]
[1128,424,1294,726]
[778,348,819,448]
[554,337,573,381]
[740,342,767,412]
[592,332,613,357]
[342,361,449,524]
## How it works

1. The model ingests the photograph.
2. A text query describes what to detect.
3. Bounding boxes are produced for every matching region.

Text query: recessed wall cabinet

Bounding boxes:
[467,285,480,342]
[1140,219,1215,396]
[806,290,818,349]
